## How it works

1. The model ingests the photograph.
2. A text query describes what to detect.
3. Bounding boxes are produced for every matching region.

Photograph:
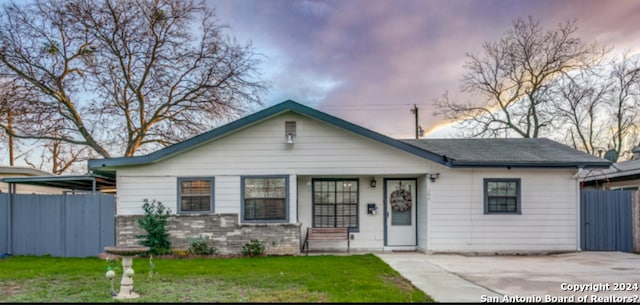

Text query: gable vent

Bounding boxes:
[285,121,296,137]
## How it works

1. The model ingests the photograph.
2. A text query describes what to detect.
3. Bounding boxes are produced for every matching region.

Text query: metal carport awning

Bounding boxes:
[1,174,116,193]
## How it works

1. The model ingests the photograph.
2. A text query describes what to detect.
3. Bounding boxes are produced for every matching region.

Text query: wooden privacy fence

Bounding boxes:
[0,193,115,257]
[580,190,639,253]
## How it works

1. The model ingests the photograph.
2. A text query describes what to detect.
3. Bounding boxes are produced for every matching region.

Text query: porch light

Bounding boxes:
[286,133,294,145]
[428,173,440,183]
[370,177,377,188]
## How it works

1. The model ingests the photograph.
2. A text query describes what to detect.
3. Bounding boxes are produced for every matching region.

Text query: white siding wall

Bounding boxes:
[115,176,176,215]
[215,176,241,214]
[115,112,429,217]
[427,165,580,252]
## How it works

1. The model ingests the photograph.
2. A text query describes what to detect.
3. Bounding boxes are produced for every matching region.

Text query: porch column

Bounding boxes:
[289,174,297,224]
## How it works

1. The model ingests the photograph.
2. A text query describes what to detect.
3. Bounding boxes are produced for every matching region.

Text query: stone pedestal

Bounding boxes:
[103,246,150,299]
[115,255,138,299]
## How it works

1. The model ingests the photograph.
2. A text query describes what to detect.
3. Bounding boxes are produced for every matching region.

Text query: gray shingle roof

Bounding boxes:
[403,138,611,168]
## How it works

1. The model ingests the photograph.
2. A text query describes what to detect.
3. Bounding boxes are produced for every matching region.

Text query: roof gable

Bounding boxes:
[88,100,445,172]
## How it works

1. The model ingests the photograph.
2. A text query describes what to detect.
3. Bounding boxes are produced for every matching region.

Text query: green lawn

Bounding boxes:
[0,254,432,303]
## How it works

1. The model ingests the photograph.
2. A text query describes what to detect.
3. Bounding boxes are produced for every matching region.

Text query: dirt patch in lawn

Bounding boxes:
[0,281,23,300]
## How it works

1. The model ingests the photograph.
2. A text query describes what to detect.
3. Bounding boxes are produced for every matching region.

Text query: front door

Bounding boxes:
[385,179,417,246]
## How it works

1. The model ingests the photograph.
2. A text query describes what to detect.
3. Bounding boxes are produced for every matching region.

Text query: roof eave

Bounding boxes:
[449,161,612,168]
[582,173,640,184]
[0,166,54,176]
[581,167,640,182]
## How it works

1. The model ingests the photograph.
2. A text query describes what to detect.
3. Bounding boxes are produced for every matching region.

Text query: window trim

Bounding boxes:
[241,175,289,223]
[483,178,521,215]
[177,177,215,214]
[311,178,360,233]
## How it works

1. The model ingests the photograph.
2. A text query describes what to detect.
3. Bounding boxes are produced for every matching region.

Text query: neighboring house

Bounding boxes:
[581,147,640,191]
[0,166,63,194]
[88,100,610,255]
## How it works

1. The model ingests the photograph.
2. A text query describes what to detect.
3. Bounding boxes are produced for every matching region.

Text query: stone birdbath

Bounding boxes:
[103,246,150,299]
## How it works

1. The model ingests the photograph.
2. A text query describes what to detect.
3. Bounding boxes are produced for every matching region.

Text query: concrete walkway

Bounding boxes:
[376,253,502,302]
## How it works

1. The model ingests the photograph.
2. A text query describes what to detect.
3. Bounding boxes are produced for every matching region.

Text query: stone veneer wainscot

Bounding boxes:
[115,214,301,255]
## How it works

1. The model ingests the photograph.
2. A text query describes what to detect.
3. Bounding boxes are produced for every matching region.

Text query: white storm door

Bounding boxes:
[385,179,417,246]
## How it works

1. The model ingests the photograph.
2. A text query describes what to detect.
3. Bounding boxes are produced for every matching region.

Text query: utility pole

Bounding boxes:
[410,104,420,139]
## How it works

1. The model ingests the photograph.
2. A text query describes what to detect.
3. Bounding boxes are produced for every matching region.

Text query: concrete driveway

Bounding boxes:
[376,251,640,303]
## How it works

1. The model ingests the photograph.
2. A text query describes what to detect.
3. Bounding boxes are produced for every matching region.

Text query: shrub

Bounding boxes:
[136,199,172,255]
[241,239,265,257]
[188,236,218,256]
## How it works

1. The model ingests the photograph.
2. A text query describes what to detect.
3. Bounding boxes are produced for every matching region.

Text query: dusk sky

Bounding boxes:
[211,0,640,139]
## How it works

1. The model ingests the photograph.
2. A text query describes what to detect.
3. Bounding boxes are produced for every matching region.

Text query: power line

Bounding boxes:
[321,103,433,108]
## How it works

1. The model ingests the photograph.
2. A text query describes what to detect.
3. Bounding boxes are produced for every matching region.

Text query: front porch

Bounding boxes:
[295,175,427,253]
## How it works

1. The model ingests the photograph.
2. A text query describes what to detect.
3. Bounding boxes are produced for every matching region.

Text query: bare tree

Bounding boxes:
[435,16,607,138]
[551,69,610,155]
[0,77,41,166]
[22,140,89,174]
[0,76,86,172]
[0,0,266,171]
[0,77,18,165]
[606,53,640,161]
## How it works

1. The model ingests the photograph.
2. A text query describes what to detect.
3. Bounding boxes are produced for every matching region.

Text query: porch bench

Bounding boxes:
[301,227,350,255]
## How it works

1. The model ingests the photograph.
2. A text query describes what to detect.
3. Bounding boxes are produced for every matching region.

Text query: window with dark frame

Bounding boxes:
[312,179,358,231]
[484,178,521,214]
[243,177,287,221]
[178,178,213,212]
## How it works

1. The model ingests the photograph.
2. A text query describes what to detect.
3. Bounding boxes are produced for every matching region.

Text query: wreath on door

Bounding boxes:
[390,189,412,212]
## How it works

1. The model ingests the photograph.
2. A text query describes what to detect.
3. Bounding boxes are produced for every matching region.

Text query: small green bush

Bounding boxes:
[136,199,172,255]
[241,239,265,257]
[188,236,218,256]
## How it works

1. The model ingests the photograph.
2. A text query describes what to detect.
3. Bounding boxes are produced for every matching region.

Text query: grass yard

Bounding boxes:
[0,254,432,303]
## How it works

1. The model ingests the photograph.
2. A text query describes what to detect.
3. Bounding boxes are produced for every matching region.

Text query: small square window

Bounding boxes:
[178,177,214,213]
[484,178,521,214]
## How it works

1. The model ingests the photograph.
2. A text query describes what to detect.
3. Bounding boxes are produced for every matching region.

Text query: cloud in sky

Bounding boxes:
[213,0,640,139]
